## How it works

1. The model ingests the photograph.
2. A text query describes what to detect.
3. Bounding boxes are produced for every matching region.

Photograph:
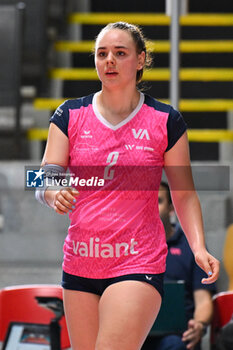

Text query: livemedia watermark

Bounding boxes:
[24,165,230,191]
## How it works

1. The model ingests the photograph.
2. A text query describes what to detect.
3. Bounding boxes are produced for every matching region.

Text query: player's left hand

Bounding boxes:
[194,249,220,284]
[182,319,205,349]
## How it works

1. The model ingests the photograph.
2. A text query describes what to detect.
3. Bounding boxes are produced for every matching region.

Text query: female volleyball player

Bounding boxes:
[36,22,219,350]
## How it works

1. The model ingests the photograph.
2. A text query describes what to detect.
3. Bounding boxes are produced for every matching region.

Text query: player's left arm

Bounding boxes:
[164,132,219,284]
[182,289,213,349]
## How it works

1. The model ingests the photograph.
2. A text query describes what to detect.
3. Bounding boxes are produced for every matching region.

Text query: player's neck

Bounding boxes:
[97,88,140,124]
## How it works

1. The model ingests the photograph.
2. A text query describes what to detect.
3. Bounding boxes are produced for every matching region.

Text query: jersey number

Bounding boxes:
[104,151,119,179]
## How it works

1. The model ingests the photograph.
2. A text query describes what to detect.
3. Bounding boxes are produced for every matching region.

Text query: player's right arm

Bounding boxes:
[41,123,79,214]
[42,122,69,168]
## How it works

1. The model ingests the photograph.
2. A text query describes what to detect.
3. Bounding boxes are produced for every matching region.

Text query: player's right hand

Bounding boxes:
[51,187,79,215]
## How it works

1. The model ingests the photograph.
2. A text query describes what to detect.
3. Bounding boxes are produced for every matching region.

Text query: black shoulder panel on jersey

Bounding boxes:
[67,93,94,110]
[144,94,172,114]
[49,94,94,137]
[143,94,187,152]
[166,107,187,151]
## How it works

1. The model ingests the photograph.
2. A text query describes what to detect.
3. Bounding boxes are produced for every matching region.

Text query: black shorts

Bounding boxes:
[62,271,164,298]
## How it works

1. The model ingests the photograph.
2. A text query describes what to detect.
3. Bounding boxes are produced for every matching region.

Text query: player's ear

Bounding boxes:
[137,51,145,70]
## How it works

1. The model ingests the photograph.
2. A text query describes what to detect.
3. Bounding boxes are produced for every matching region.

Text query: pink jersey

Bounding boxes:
[50,92,187,278]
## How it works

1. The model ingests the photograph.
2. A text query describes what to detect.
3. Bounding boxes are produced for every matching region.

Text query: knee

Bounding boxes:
[95,339,112,350]
[95,336,113,350]
[95,337,140,350]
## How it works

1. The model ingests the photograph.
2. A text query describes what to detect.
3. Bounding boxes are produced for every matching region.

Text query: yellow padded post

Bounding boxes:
[223,224,233,291]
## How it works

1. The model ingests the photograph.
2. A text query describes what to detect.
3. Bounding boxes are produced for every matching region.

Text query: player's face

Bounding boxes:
[95,29,145,89]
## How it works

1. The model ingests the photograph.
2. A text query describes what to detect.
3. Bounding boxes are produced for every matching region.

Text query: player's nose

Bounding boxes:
[106,51,115,64]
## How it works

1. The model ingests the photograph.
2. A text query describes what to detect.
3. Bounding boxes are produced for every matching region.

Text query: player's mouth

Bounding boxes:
[105,70,118,77]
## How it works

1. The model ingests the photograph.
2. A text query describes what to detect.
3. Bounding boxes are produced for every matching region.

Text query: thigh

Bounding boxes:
[96,280,162,350]
[63,289,100,350]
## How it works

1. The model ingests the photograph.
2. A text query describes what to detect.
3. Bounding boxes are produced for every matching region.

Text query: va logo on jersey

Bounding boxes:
[132,129,150,140]
[125,145,135,150]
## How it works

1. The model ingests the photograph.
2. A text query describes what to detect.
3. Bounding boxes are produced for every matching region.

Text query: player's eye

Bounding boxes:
[117,51,125,56]
[98,51,107,57]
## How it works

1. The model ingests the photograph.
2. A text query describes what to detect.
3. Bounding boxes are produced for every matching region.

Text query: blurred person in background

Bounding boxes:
[142,181,216,350]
